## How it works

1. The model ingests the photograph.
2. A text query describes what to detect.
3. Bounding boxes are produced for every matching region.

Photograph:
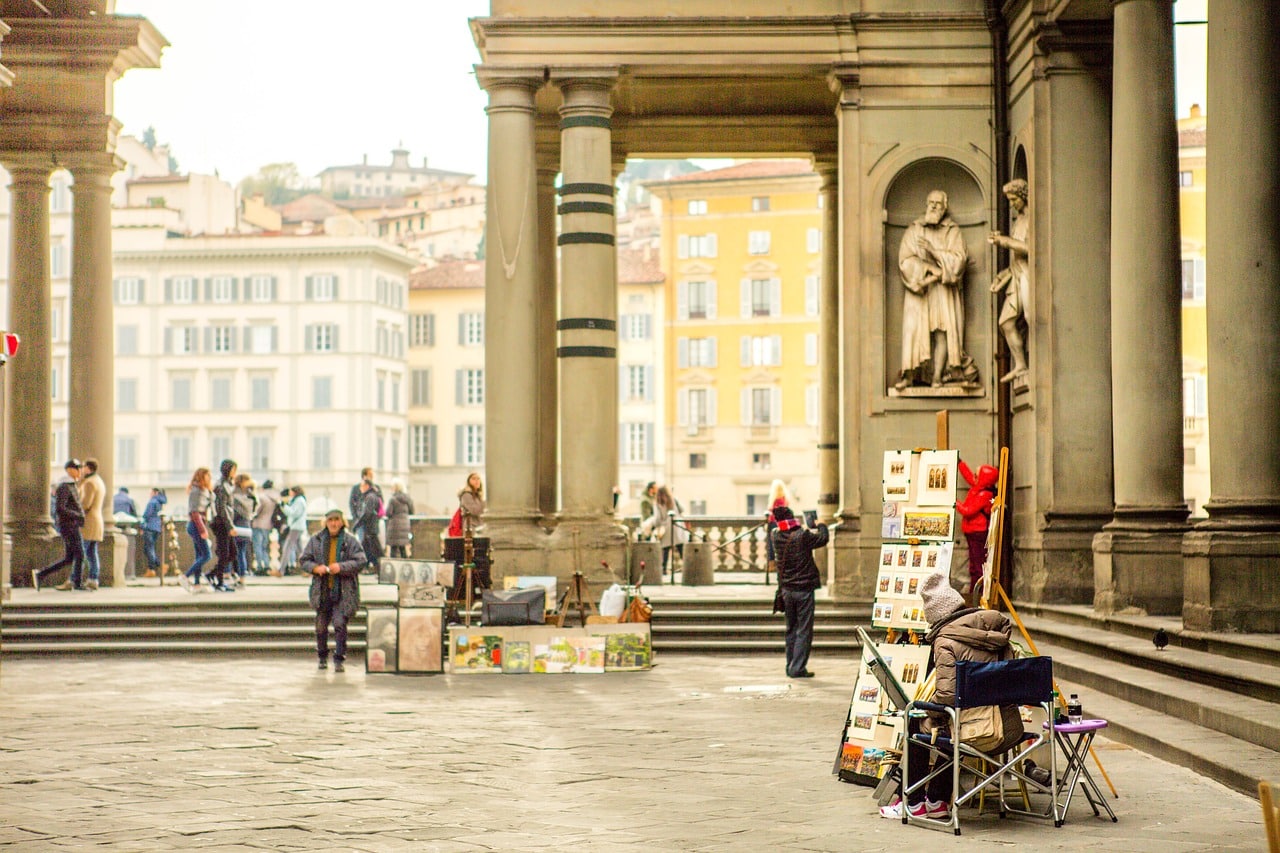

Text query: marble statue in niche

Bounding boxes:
[989,178,1030,383]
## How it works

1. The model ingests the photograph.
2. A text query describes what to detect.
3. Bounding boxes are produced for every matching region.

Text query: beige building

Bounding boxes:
[317,147,470,200]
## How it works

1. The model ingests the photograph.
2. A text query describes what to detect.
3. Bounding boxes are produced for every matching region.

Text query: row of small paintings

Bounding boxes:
[882,449,959,507]
[871,600,929,631]
[448,624,652,673]
[378,559,454,587]
[877,543,954,580]
[845,641,932,743]
[882,502,956,543]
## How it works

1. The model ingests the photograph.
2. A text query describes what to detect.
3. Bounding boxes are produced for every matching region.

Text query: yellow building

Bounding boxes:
[647,160,822,516]
[1179,105,1208,516]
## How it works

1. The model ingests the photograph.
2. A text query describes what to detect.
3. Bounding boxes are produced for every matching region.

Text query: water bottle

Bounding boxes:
[1067,693,1083,725]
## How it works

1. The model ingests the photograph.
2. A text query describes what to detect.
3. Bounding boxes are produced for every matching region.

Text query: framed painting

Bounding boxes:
[916,449,959,507]
[397,607,444,673]
[365,607,398,673]
[882,450,914,503]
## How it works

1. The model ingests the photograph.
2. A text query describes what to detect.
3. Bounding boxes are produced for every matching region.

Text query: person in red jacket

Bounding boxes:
[956,460,999,604]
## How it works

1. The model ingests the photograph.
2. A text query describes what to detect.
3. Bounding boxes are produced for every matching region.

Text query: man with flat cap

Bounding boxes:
[35,459,87,591]
[300,508,366,672]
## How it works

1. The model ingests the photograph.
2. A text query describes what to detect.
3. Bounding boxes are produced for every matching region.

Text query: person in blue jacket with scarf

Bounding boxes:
[141,487,167,576]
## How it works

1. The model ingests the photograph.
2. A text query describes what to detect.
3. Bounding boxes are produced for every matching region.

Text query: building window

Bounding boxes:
[678,234,718,259]
[210,433,232,465]
[117,325,138,356]
[313,376,332,409]
[752,452,772,470]
[688,500,707,515]
[118,378,138,412]
[744,386,780,426]
[625,365,653,402]
[688,199,707,216]
[248,325,276,354]
[1181,258,1205,302]
[170,434,192,475]
[620,313,652,341]
[410,313,435,347]
[50,175,70,212]
[251,376,272,411]
[171,376,192,411]
[169,326,197,355]
[210,376,232,410]
[683,280,715,320]
[746,494,770,515]
[411,424,437,465]
[457,368,484,406]
[679,387,714,432]
[805,275,819,316]
[377,372,387,411]
[807,227,821,254]
[249,274,275,302]
[1184,446,1196,466]
[805,333,818,366]
[1179,171,1193,187]
[51,363,61,400]
[117,437,137,472]
[50,243,66,278]
[210,325,235,353]
[622,422,653,464]
[748,278,777,317]
[243,434,267,470]
[677,336,718,369]
[210,276,236,303]
[308,274,337,301]
[115,277,143,305]
[747,230,771,255]
[390,433,400,470]
[308,324,338,352]
[51,303,62,342]
[689,453,707,469]
[411,369,431,406]
[741,335,783,367]
[457,424,484,466]
[459,312,484,346]
[170,276,196,304]
[1182,375,1207,418]
[751,196,770,212]
[312,434,332,469]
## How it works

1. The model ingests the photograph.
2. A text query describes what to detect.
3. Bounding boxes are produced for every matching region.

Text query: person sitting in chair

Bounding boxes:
[880,572,1025,820]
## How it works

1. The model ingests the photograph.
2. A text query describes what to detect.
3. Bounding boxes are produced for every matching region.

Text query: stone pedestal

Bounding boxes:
[1093,526,1184,615]
[827,519,872,603]
[1183,530,1280,632]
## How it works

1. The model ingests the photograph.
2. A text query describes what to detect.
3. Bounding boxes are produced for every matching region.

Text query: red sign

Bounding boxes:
[1,332,18,358]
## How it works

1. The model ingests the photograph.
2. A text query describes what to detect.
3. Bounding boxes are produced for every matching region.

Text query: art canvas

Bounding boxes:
[451,633,503,673]
[503,575,558,610]
[604,632,651,671]
[397,607,443,673]
[881,502,903,540]
[915,449,959,507]
[398,583,448,607]
[503,640,532,674]
[365,607,398,673]
[981,504,1001,605]
[882,450,913,502]
[533,639,568,673]
[377,560,397,584]
[902,509,955,542]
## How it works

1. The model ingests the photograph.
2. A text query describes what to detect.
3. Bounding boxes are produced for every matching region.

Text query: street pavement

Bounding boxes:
[0,653,1265,852]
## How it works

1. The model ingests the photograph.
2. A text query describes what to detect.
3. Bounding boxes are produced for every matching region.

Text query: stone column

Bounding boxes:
[1092,0,1188,608]
[3,158,56,585]
[828,66,866,601]
[1183,2,1280,631]
[477,68,543,550]
[550,68,627,581]
[815,161,840,523]
[534,148,560,520]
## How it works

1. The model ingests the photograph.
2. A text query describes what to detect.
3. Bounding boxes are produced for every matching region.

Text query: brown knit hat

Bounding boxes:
[920,572,966,626]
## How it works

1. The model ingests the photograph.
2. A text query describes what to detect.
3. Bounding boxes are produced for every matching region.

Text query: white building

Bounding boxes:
[317,147,471,200]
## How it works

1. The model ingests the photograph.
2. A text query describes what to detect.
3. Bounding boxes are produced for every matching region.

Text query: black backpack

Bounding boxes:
[270,502,287,531]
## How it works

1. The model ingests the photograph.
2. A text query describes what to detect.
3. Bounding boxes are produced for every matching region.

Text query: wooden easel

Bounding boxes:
[981,446,1119,799]
[553,528,597,627]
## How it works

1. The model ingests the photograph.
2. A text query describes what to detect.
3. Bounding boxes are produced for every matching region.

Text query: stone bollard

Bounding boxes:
[630,541,663,585]
[681,541,714,586]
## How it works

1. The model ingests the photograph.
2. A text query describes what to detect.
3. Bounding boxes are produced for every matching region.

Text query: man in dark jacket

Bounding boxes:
[300,508,367,672]
[771,506,829,678]
[36,459,86,591]
[352,478,383,572]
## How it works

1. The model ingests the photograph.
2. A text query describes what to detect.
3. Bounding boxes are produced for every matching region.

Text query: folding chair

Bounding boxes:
[901,656,1058,835]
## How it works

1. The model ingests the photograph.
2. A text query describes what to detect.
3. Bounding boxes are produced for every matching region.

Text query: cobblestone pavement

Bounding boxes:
[0,654,1264,852]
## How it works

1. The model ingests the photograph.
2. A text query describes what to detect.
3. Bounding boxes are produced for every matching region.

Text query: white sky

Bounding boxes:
[111,1,1208,188]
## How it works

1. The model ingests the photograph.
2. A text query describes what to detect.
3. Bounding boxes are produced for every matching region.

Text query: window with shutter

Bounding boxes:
[805,275,819,316]
[805,333,818,366]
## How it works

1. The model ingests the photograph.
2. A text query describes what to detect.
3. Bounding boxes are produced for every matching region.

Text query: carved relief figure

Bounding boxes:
[989,178,1030,383]
[896,190,974,389]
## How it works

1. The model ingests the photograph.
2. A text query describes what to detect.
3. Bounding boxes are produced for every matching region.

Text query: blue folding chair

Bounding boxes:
[901,656,1059,835]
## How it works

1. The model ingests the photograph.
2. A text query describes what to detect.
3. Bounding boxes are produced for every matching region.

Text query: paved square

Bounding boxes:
[0,654,1263,851]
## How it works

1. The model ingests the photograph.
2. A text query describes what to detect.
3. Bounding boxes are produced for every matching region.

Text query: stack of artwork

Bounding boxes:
[447,623,652,674]
[367,558,450,675]
[838,640,932,785]
[876,449,958,631]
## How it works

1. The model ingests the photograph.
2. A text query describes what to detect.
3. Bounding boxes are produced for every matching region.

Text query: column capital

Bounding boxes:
[476,65,544,115]
[61,151,124,184]
[549,65,619,90]
[0,153,54,181]
[814,158,838,188]
[827,62,861,109]
[553,66,618,120]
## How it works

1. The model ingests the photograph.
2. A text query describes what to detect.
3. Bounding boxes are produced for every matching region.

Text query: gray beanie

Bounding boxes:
[920,572,966,626]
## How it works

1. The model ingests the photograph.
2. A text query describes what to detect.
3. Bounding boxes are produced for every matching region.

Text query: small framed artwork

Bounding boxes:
[882,450,914,502]
[503,640,532,674]
[916,449,959,507]
[902,509,955,542]
[398,607,444,673]
[399,583,448,607]
[365,607,398,673]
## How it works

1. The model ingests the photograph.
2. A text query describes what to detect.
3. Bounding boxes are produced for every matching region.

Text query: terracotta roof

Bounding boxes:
[618,246,663,285]
[410,260,484,290]
[335,196,408,211]
[276,193,344,223]
[648,159,814,185]
[1179,127,1206,148]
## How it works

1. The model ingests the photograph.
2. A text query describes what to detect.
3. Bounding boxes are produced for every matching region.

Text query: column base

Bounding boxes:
[6,523,59,588]
[827,515,872,604]
[483,513,629,588]
[1183,527,1280,632]
[1010,513,1108,605]
[1093,523,1188,616]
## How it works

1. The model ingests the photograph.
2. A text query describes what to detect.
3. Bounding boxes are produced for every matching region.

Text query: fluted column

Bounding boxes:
[477,68,543,524]
[3,159,56,582]
[535,148,559,519]
[815,161,840,523]
[1183,2,1280,631]
[67,155,119,492]
[552,69,619,520]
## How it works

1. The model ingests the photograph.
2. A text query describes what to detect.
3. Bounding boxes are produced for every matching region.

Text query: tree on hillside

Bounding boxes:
[239,162,306,206]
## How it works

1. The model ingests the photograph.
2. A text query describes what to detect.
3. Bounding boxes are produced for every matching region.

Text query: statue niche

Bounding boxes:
[883,159,988,397]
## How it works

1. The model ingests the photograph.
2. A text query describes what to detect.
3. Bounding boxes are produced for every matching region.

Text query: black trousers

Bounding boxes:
[37,525,85,587]
[315,600,350,662]
[781,588,815,677]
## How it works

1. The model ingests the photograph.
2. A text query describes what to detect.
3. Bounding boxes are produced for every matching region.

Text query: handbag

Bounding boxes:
[958,704,1005,752]
[621,594,652,623]
[772,587,785,614]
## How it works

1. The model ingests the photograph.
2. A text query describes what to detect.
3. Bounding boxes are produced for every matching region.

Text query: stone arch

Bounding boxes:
[881,157,989,394]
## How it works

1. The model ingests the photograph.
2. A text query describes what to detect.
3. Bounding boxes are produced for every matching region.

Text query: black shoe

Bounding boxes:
[334,661,345,673]
[789,670,816,679]
[318,659,328,670]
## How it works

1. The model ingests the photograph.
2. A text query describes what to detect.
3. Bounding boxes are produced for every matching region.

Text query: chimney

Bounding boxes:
[1189,103,1201,118]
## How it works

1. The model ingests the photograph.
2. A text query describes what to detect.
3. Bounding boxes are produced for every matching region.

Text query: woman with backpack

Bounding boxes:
[385,478,415,558]
[450,472,485,537]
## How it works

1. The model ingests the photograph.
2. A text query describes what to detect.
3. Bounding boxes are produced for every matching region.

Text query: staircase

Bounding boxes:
[651,596,868,653]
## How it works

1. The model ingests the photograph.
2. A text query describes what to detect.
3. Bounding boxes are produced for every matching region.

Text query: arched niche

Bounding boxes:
[882,158,989,396]
[1013,145,1028,183]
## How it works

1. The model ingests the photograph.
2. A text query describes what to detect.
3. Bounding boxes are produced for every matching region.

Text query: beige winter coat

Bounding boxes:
[79,472,106,542]
[923,607,1025,748]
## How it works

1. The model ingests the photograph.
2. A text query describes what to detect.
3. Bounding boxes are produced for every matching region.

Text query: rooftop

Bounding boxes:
[410,259,484,290]
[647,158,814,186]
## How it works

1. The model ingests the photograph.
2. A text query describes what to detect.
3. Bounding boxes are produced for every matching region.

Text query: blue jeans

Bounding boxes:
[81,539,101,583]
[36,525,84,587]
[186,521,211,581]
[142,529,161,569]
[252,528,271,571]
[235,536,251,578]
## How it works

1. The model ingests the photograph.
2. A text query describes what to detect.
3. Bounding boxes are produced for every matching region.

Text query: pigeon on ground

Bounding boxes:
[1153,628,1170,651]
